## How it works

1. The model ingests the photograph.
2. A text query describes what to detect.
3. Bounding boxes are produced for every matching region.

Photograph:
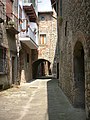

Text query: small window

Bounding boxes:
[31,0,35,7]
[27,53,29,63]
[65,21,68,36]
[39,34,46,45]
[0,46,7,73]
[40,16,45,21]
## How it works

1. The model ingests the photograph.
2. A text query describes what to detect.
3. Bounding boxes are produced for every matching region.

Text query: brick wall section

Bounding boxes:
[57,0,90,117]
[38,8,57,73]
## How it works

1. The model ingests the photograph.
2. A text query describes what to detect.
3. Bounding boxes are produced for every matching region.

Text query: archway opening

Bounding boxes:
[73,41,85,109]
[32,59,51,79]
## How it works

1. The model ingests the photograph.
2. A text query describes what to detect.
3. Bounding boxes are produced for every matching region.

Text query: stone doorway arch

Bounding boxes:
[73,41,85,109]
[32,59,51,79]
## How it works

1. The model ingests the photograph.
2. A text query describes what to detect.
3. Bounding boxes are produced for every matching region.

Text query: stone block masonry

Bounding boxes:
[57,0,90,118]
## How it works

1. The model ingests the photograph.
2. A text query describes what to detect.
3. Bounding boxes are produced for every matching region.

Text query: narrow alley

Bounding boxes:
[0,0,90,119]
[0,78,86,120]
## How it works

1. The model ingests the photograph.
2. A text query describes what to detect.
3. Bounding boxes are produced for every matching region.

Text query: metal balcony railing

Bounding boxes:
[20,27,36,42]
[0,1,5,23]
[27,27,36,42]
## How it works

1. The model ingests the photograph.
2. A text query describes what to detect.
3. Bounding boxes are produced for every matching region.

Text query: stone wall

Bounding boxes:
[19,43,32,83]
[19,43,38,83]
[57,0,90,118]
[0,2,10,89]
[38,8,57,74]
[0,0,19,89]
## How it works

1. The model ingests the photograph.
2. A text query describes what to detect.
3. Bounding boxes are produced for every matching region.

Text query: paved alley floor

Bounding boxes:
[0,79,86,120]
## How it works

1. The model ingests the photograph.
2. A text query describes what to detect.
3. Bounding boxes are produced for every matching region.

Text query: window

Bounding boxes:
[31,0,35,7]
[23,0,31,3]
[19,6,22,30]
[0,46,7,73]
[27,53,29,63]
[40,16,45,21]
[65,21,68,36]
[23,0,35,7]
[39,34,46,45]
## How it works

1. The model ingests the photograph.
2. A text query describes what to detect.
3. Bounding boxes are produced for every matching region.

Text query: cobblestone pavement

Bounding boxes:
[0,79,86,120]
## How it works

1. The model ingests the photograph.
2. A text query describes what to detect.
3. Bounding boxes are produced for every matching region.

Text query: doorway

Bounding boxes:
[73,41,85,108]
[12,56,15,84]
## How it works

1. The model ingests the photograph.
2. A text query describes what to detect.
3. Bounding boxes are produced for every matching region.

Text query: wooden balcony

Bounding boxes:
[6,13,19,34]
[0,1,5,23]
[23,3,37,22]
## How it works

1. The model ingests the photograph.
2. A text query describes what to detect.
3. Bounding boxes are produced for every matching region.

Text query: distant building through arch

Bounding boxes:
[32,59,51,79]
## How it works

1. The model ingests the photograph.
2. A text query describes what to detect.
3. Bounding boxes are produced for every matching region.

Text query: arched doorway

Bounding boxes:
[73,41,85,108]
[32,59,51,79]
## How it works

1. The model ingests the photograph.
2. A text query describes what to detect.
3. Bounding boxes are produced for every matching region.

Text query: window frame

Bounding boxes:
[39,34,47,45]
[0,46,7,74]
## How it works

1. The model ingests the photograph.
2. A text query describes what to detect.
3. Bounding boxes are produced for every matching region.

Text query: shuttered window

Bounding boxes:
[0,47,7,73]
[40,34,46,45]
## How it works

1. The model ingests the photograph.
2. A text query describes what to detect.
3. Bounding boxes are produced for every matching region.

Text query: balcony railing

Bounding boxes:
[6,13,19,34]
[20,27,36,42]
[0,1,5,23]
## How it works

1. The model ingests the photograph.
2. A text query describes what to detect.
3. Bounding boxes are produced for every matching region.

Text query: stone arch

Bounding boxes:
[73,41,85,108]
[72,31,86,52]
[32,59,51,79]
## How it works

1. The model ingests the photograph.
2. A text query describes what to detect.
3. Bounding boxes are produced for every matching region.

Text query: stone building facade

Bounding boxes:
[19,43,38,83]
[0,0,19,89]
[18,0,38,82]
[51,0,90,119]
[35,8,57,78]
